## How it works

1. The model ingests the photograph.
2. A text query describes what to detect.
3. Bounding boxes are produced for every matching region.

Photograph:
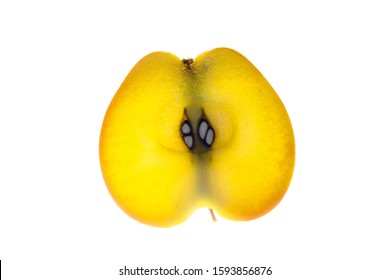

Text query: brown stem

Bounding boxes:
[209,208,217,222]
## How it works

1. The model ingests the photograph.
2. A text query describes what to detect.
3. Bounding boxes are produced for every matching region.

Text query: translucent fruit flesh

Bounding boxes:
[99,48,295,227]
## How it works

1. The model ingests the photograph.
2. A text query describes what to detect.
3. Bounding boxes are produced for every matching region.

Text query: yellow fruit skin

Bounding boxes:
[100,48,295,227]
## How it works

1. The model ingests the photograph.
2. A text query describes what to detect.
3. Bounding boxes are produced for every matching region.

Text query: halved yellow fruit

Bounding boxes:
[100,48,295,227]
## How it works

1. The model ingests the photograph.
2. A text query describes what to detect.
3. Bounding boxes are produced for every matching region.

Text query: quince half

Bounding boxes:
[100,48,295,227]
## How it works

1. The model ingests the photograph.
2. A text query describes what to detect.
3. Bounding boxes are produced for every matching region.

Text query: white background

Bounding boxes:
[1,0,389,279]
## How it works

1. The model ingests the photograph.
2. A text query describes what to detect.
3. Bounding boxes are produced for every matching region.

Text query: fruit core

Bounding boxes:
[180,109,215,153]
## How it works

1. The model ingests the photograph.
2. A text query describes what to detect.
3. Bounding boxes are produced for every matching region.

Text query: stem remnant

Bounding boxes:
[209,208,217,222]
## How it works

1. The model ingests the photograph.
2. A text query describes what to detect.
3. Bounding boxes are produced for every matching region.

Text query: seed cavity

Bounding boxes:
[205,128,214,146]
[198,120,208,140]
[180,110,215,152]
[181,122,191,134]
[181,120,194,150]
[184,135,193,149]
[199,119,214,147]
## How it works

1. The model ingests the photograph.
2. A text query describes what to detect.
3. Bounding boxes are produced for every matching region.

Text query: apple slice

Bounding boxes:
[100,48,295,227]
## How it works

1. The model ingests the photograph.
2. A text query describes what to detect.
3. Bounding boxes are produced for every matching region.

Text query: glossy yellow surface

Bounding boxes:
[100,48,295,227]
